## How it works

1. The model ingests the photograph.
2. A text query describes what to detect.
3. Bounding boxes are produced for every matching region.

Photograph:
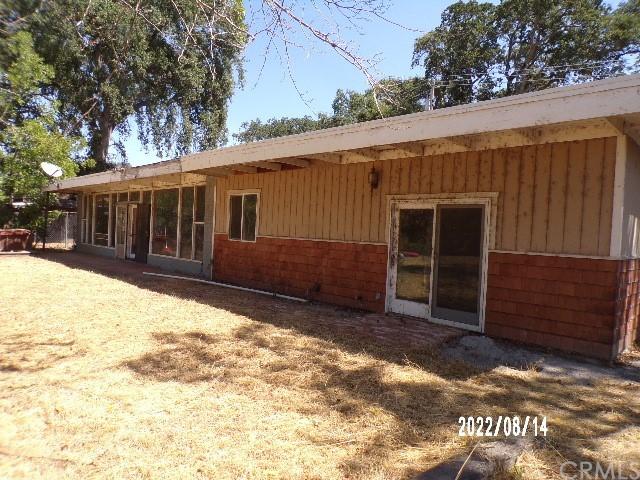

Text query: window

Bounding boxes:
[129,191,140,202]
[229,193,258,242]
[109,194,116,247]
[117,192,128,202]
[152,188,179,256]
[87,194,93,243]
[81,195,88,243]
[177,185,206,261]
[94,194,110,246]
[179,187,194,259]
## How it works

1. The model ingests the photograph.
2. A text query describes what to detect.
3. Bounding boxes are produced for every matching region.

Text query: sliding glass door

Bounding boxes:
[388,200,487,331]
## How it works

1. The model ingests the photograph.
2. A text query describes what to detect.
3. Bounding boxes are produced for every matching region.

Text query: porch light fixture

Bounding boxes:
[368,166,379,189]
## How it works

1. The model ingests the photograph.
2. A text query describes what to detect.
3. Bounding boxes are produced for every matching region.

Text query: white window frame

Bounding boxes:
[227,190,260,243]
[149,184,206,260]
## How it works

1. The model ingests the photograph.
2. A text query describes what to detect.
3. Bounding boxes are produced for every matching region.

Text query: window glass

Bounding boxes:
[195,185,206,222]
[152,189,179,256]
[117,192,128,202]
[180,187,194,259]
[129,191,140,202]
[87,195,93,243]
[94,194,110,246]
[109,194,116,247]
[194,224,204,261]
[229,195,243,240]
[116,205,126,246]
[242,194,257,241]
[143,190,151,204]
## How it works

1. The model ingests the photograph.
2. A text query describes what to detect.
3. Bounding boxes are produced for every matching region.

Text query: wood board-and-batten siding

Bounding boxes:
[214,137,616,257]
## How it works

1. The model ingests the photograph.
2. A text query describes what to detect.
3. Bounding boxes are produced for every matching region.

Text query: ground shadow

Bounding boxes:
[37,251,640,478]
[0,333,78,373]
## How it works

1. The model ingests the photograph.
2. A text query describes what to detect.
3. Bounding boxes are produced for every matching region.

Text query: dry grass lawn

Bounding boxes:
[1,253,639,479]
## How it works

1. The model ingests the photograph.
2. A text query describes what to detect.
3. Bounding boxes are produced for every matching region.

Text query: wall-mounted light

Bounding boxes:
[368,166,379,189]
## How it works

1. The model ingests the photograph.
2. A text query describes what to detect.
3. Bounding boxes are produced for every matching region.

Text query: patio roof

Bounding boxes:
[46,74,640,193]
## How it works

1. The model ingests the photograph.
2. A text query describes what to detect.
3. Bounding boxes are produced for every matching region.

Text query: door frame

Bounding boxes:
[385,193,496,333]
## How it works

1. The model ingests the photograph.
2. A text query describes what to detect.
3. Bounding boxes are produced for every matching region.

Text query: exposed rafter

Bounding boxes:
[229,165,258,174]
[278,158,310,168]
[302,153,343,164]
[250,162,282,171]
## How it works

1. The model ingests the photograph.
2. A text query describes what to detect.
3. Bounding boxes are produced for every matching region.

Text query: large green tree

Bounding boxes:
[5,0,246,170]
[0,31,83,229]
[412,0,640,108]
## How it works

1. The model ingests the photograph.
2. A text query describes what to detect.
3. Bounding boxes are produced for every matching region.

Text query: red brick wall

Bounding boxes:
[213,234,388,312]
[616,259,640,352]
[485,252,637,360]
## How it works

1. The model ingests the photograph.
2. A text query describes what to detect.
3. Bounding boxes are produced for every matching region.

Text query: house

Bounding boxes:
[46,75,640,361]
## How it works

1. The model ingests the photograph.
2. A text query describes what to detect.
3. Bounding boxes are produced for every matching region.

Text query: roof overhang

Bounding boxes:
[46,74,640,193]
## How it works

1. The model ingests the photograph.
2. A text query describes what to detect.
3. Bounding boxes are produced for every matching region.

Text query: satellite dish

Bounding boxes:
[40,162,63,178]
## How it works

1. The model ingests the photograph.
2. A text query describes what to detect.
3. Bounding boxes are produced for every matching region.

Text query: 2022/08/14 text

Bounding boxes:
[458,416,548,437]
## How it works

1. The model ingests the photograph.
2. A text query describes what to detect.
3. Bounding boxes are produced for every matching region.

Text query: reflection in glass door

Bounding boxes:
[388,207,434,318]
[432,205,484,327]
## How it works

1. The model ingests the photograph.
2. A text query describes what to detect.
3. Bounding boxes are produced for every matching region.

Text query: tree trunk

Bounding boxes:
[89,117,114,170]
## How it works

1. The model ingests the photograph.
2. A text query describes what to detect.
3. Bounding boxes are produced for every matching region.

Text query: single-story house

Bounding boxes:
[46,74,640,361]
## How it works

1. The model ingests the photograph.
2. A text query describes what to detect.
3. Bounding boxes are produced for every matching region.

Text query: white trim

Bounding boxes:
[147,253,202,263]
[489,249,624,260]
[176,186,183,258]
[254,234,387,246]
[610,135,628,257]
[79,243,115,251]
[148,190,154,255]
[91,194,96,245]
[46,75,640,192]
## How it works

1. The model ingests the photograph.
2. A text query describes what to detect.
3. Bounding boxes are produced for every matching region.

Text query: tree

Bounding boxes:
[0,31,82,229]
[5,0,247,170]
[412,0,639,108]
[233,116,324,144]
[234,77,427,143]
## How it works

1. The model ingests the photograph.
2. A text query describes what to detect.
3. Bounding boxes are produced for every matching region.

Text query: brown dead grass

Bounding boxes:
[1,253,639,479]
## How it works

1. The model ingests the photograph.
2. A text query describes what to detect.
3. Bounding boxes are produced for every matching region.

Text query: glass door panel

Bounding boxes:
[389,207,434,318]
[115,205,127,259]
[397,209,434,303]
[432,205,484,326]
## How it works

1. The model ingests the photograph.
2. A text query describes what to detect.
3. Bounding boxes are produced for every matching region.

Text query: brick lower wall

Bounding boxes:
[485,252,638,360]
[213,235,388,312]
[616,259,640,352]
[212,238,639,360]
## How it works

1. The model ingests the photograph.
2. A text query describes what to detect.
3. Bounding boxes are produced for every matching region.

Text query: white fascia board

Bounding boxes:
[47,74,640,192]
[180,74,640,171]
[45,159,182,191]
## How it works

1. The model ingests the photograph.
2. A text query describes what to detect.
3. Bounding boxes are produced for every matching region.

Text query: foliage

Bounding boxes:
[234,77,427,143]
[0,31,83,229]
[412,0,640,108]
[6,0,247,169]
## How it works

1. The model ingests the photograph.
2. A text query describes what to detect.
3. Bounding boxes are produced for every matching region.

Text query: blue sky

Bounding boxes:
[123,0,622,167]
